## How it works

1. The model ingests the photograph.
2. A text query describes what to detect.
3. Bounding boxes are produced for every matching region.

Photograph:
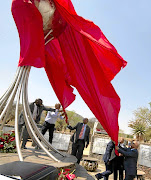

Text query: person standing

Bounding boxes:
[113,137,125,180]
[20,98,55,149]
[41,103,66,144]
[67,118,90,164]
[115,140,139,180]
[95,140,116,180]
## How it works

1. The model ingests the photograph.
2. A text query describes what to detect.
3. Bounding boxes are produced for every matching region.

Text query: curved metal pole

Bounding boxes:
[0,67,25,129]
[0,67,20,110]
[0,67,19,102]
[44,29,53,40]
[24,67,64,156]
[45,37,54,45]
[15,66,27,161]
[22,67,60,162]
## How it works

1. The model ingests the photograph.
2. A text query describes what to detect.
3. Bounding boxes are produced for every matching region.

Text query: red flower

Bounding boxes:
[0,137,5,142]
[10,137,15,142]
[64,169,70,172]
[0,144,4,149]
[66,173,76,180]
[3,133,10,136]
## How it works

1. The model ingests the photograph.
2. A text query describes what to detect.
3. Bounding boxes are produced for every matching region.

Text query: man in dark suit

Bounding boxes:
[115,140,139,180]
[95,140,116,180]
[67,118,90,164]
[19,98,55,149]
[114,137,125,180]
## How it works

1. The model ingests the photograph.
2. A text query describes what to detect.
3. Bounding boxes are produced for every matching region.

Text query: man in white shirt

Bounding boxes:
[41,103,66,144]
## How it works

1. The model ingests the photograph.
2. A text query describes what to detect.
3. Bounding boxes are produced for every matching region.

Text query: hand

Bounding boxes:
[66,121,69,125]
[85,144,89,148]
[107,161,110,165]
[60,112,65,116]
[115,146,119,150]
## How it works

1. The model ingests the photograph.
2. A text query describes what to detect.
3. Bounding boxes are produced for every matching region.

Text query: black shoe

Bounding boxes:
[21,146,27,149]
[35,146,39,150]
[95,173,103,180]
[35,146,41,150]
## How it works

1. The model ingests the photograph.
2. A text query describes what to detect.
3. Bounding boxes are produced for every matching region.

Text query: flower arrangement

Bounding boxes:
[0,130,16,153]
[58,168,76,180]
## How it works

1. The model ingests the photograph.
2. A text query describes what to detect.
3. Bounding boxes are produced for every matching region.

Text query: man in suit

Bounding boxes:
[115,140,139,180]
[19,98,55,149]
[95,140,116,180]
[67,118,90,164]
[114,137,125,180]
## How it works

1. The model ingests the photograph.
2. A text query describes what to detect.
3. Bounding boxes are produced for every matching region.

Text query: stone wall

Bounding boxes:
[89,133,151,177]
[2,125,72,152]
[138,144,151,168]
[89,134,110,163]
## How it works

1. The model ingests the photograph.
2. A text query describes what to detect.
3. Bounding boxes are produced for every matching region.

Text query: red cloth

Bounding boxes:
[11,0,127,143]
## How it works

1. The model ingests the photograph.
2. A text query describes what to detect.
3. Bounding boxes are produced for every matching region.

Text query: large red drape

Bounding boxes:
[11,0,127,143]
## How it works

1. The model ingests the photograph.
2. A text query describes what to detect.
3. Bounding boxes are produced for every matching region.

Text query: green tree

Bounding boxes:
[55,110,83,132]
[144,127,151,142]
[66,110,83,126]
[0,103,22,125]
[128,103,151,141]
[55,118,67,131]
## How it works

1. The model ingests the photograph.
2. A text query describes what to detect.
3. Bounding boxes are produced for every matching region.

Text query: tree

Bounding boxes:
[144,127,151,142]
[129,120,146,140]
[0,103,22,125]
[128,103,151,141]
[55,117,67,131]
[55,110,83,132]
[66,110,83,126]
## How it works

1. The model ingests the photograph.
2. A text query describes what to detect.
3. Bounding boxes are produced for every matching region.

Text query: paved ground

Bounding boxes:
[82,144,114,179]
[0,142,93,179]
[0,142,148,180]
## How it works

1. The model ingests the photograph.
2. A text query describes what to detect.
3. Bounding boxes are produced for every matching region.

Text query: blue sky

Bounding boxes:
[0,0,151,134]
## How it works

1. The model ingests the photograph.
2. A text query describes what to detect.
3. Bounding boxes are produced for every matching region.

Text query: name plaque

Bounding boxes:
[92,137,110,154]
[138,144,151,168]
[45,132,71,151]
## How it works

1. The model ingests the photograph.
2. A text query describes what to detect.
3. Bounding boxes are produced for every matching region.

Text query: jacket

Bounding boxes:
[68,122,90,145]
[19,102,55,124]
[118,147,138,176]
[103,141,116,164]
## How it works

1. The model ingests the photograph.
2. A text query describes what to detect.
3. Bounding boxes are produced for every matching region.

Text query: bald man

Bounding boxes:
[67,118,90,164]
[115,140,139,180]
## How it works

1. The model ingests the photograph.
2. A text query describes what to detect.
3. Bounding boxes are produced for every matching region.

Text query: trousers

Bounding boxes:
[71,139,85,164]
[41,121,55,144]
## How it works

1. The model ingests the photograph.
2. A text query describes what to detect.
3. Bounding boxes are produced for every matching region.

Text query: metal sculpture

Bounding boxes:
[0,0,67,162]
[0,0,127,162]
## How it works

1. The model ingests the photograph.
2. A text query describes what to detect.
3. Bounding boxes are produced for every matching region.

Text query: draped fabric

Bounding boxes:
[11,0,127,143]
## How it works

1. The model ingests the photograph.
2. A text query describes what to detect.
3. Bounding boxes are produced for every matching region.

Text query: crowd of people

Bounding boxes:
[95,138,139,180]
[18,98,90,162]
[19,98,139,180]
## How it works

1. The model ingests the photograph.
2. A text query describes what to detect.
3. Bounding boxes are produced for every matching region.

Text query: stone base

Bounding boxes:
[0,161,58,180]
[0,147,94,179]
